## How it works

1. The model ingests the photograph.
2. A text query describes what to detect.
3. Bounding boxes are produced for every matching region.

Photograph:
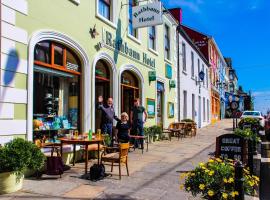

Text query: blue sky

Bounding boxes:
[163,0,270,114]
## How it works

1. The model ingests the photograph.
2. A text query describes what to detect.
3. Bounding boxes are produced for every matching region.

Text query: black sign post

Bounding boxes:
[216,134,247,163]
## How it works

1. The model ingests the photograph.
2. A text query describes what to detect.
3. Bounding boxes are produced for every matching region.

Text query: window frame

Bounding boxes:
[128,0,139,40]
[191,51,194,78]
[164,24,170,60]
[148,26,157,51]
[96,0,116,28]
[34,41,81,76]
[182,42,186,72]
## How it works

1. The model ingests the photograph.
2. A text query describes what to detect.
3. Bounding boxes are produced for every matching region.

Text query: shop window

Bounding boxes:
[99,0,111,20]
[33,41,81,142]
[149,26,156,50]
[95,60,110,80]
[128,0,138,38]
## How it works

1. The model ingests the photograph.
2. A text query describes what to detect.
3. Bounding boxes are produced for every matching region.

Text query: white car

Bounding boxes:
[240,111,265,127]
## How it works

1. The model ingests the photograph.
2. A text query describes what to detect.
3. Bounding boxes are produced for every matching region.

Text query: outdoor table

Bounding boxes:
[129,135,148,154]
[59,137,103,174]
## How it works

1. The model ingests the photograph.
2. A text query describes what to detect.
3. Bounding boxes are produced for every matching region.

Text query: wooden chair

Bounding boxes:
[175,122,186,140]
[162,122,175,141]
[101,143,129,180]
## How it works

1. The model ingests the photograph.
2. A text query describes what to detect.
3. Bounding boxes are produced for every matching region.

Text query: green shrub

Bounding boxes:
[144,125,163,140]
[0,138,45,178]
[181,119,195,123]
[234,128,260,142]
[238,117,261,130]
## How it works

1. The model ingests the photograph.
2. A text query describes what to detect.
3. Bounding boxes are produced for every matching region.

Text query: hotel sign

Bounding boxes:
[132,2,163,29]
[102,29,156,68]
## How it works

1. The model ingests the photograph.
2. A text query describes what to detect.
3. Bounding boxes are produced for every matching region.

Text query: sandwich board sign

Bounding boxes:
[132,2,163,29]
[215,134,247,163]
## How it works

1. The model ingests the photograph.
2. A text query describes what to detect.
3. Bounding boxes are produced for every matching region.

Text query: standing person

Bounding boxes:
[97,96,118,146]
[130,98,148,148]
[116,112,131,143]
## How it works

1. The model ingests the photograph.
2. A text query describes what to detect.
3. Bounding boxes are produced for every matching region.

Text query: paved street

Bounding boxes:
[1,119,233,200]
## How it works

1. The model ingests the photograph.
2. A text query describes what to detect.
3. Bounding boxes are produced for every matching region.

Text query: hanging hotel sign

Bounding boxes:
[148,71,156,82]
[132,2,163,29]
[102,29,156,68]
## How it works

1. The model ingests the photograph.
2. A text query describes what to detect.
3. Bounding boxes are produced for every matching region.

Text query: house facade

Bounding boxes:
[0,0,178,143]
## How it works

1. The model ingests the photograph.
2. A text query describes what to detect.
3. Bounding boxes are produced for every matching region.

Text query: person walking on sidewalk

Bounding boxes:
[130,98,148,148]
[97,96,118,146]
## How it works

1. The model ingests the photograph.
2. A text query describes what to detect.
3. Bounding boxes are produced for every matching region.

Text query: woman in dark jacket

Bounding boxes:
[116,112,130,143]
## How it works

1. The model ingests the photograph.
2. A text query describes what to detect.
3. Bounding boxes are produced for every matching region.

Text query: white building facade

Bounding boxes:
[178,28,211,128]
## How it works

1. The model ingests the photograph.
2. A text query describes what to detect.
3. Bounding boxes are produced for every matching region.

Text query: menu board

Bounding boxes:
[215,134,247,163]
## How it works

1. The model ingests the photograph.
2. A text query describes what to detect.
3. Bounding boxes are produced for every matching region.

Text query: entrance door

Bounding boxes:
[121,71,139,116]
[157,82,164,127]
[198,96,202,128]
[95,60,111,131]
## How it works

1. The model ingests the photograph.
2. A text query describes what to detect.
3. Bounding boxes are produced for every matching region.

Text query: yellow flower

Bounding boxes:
[208,159,214,163]
[199,184,205,190]
[216,158,222,163]
[202,166,206,170]
[253,175,259,182]
[248,181,255,187]
[199,162,205,167]
[208,190,214,197]
[209,171,214,176]
[222,193,228,199]
[234,191,239,196]
[223,178,228,183]
[180,184,184,190]
[230,191,236,198]
[205,169,210,173]
[180,173,186,180]
[187,187,191,191]
[228,177,234,183]
[190,173,195,176]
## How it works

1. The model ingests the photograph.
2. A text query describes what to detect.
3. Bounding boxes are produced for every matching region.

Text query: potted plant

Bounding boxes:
[0,138,45,194]
[181,118,195,123]
[180,158,259,199]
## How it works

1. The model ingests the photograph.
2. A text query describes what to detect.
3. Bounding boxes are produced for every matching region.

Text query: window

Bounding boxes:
[230,83,234,93]
[202,64,205,86]
[206,68,208,88]
[98,0,111,20]
[203,97,206,122]
[182,43,186,71]
[149,26,156,50]
[192,94,195,120]
[197,59,200,78]
[164,24,170,60]
[128,0,138,38]
[183,90,187,119]
[207,99,210,122]
[191,51,194,77]
[34,41,81,75]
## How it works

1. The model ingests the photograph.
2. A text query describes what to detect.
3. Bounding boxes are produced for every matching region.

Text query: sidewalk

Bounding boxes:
[1,119,233,200]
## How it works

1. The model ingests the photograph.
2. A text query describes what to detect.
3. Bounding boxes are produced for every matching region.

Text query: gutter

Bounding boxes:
[176,25,181,121]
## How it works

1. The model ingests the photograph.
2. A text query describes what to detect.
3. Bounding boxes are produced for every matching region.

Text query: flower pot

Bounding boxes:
[0,172,24,194]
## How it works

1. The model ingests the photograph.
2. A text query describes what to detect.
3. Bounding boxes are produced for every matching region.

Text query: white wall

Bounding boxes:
[178,33,211,128]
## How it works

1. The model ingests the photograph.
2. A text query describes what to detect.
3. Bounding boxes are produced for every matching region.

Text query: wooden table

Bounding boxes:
[129,135,148,154]
[59,137,103,174]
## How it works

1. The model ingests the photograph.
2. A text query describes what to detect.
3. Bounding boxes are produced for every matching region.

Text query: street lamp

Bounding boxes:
[196,70,205,85]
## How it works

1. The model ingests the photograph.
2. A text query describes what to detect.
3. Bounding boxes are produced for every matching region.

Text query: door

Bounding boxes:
[157,82,164,127]
[198,96,202,128]
[122,86,139,116]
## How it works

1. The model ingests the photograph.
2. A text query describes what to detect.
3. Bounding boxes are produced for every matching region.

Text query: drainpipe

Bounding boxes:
[176,26,181,121]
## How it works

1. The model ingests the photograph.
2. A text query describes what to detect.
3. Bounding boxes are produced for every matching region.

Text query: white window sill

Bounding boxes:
[127,34,141,45]
[164,58,172,65]
[96,14,117,29]
[148,48,159,56]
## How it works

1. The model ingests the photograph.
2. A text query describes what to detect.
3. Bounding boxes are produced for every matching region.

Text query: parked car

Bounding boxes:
[240,111,265,127]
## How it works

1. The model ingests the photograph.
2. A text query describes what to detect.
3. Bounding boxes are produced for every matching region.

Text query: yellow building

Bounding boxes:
[0,0,178,142]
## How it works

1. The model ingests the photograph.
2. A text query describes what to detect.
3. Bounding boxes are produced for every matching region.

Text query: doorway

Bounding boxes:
[121,71,139,116]
[95,60,111,131]
[157,82,164,127]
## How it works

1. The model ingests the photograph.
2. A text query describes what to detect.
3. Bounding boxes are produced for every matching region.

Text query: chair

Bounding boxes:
[175,122,186,140]
[101,143,129,180]
[162,123,175,141]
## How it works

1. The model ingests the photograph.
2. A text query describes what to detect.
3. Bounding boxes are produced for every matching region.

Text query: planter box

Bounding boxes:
[0,172,23,194]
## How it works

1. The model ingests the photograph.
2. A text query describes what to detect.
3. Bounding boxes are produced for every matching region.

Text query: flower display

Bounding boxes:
[180,158,259,199]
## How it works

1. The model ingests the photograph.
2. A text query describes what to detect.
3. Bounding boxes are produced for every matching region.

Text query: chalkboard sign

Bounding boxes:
[216,134,247,163]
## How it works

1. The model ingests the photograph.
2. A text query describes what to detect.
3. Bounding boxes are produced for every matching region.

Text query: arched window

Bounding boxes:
[121,71,139,88]
[95,60,110,81]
